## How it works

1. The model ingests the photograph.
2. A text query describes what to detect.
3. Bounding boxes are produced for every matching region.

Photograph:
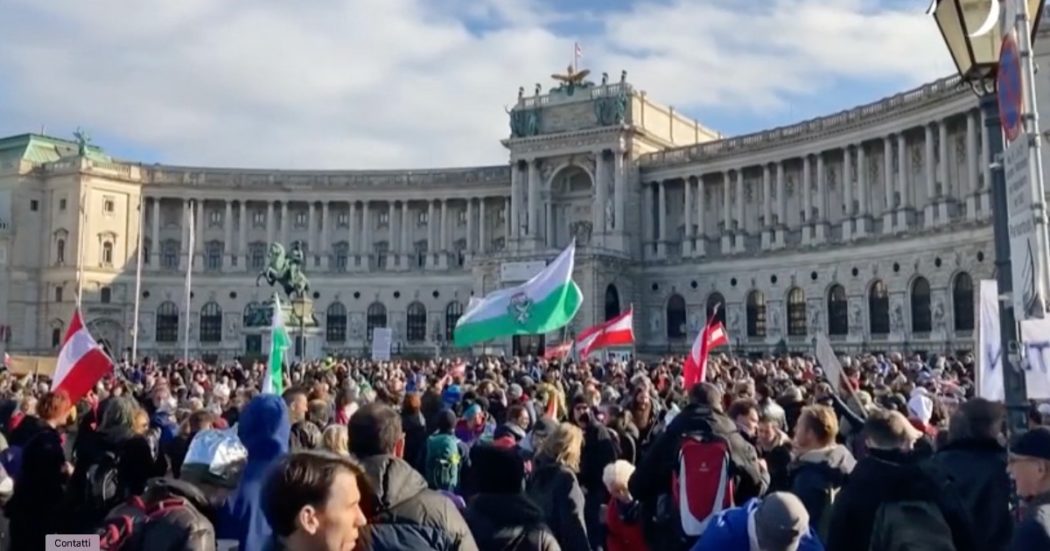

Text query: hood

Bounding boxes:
[676,403,738,435]
[469,493,545,525]
[238,395,290,463]
[791,444,856,480]
[360,454,429,511]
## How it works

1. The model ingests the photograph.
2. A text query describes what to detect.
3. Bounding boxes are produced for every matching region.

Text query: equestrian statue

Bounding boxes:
[256,241,310,299]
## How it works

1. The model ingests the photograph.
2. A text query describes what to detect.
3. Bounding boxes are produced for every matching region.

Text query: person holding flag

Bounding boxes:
[683,307,729,389]
[263,293,291,395]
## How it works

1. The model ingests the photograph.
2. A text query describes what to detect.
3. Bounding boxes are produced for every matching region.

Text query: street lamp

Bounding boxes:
[292,298,308,361]
[933,0,1045,436]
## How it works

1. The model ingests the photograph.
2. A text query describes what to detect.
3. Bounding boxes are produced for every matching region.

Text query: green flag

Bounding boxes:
[263,294,290,395]
[453,240,582,347]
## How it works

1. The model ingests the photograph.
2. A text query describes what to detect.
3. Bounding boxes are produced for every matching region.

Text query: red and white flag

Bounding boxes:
[52,309,113,402]
[576,307,635,358]
[683,312,729,389]
[543,341,573,361]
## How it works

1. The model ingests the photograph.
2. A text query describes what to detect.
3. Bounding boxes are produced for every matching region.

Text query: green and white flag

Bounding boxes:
[263,294,290,395]
[454,240,582,347]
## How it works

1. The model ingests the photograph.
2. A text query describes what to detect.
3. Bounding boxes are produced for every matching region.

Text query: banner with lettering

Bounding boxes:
[977,279,1050,400]
[1019,319,1050,399]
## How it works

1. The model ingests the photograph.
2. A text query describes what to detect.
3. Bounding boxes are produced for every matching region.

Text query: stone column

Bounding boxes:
[883,136,895,233]
[761,164,772,250]
[545,200,553,249]
[466,199,475,261]
[980,116,991,216]
[815,154,827,243]
[857,145,869,237]
[347,201,356,257]
[238,200,248,270]
[937,120,949,223]
[504,198,511,245]
[510,161,520,243]
[440,199,449,268]
[721,172,732,252]
[427,201,437,267]
[734,169,746,252]
[613,150,625,237]
[843,147,854,241]
[775,162,786,248]
[361,202,372,263]
[479,198,487,254]
[150,197,160,268]
[966,111,979,220]
[924,124,936,228]
[223,200,233,271]
[657,180,667,258]
[266,201,275,245]
[320,201,329,270]
[642,182,653,259]
[802,156,812,245]
[527,159,540,248]
[400,201,411,268]
[180,199,191,271]
[594,150,607,238]
[684,177,693,256]
[194,199,204,273]
[896,132,908,232]
[695,176,706,256]
[280,201,289,245]
[307,202,317,255]
[386,202,395,268]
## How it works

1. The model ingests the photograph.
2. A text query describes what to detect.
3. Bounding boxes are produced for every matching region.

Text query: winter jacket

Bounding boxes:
[361,453,478,551]
[757,429,793,493]
[605,496,647,551]
[1010,491,1050,551]
[104,477,216,551]
[526,458,589,551]
[4,424,66,551]
[691,498,825,551]
[787,444,855,533]
[464,493,561,551]
[933,437,1012,551]
[216,395,291,551]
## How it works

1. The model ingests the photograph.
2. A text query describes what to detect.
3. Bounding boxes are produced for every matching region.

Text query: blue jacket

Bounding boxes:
[691,499,825,551]
[217,395,291,551]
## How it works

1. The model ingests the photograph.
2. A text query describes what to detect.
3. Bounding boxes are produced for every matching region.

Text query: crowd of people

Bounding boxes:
[0,349,1044,550]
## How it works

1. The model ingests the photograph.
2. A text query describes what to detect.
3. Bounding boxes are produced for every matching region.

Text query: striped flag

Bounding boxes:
[576,307,635,358]
[52,309,113,402]
[683,307,729,389]
[263,294,290,395]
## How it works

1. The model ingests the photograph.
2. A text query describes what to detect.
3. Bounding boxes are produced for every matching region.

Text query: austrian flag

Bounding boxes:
[52,310,113,402]
[682,315,729,389]
[576,307,635,358]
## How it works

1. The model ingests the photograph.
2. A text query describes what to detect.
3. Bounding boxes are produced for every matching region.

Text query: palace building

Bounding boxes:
[2,55,1042,360]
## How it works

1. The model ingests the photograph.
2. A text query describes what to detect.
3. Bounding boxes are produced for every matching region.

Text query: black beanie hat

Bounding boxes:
[471,443,525,494]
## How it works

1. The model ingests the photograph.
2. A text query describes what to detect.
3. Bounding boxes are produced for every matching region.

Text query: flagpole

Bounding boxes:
[131,194,145,364]
[183,200,195,362]
[76,190,86,307]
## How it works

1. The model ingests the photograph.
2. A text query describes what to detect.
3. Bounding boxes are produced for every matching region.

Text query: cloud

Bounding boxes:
[0,0,956,169]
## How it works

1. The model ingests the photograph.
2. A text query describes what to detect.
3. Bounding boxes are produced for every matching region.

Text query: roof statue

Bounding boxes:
[72,127,92,156]
[551,64,594,96]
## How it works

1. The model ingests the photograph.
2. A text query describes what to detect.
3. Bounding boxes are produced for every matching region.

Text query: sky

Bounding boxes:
[0,0,957,169]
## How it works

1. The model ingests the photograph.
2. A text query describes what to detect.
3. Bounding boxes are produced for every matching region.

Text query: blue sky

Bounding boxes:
[0,0,954,168]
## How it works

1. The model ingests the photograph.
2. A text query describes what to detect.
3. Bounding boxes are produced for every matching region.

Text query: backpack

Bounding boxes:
[868,499,955,551]
[98,479,216,551]
[671,431,734,537]
[425,434,461,492]
[83,450,125,520]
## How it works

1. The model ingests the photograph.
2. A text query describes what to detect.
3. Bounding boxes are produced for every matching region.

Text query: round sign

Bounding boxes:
[998,33,1024,143]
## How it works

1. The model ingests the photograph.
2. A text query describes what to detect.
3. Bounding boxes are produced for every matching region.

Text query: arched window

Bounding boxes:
[407,302,427,342]
[827,285,848,336]
[100,286,112,304]
[666,294,686,339]
[366,302,387,341]
[746,290,766,337]
[52,327,62,348]
[605,284,621,321]
[200,302,222,343]
[445,302,463,341]
[326,302,347,342]
[911,277,932,333]
[869,280,890,335]
[787,287,807,336]
[56,238,65,264]
[101,241,114,266]
[953,272,975,331]
[156,301,179,342]
[706,292,726,326]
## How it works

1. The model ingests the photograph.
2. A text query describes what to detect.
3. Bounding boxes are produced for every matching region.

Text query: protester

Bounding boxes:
[787,404,855,536]
[691,492,824,551]
[602,460,647,551]
[526,422,590,551]
[1006,426,1050,550]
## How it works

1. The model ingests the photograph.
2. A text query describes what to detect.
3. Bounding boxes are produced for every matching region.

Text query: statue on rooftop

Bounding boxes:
[551,64,593,96]
[73,127,92,156]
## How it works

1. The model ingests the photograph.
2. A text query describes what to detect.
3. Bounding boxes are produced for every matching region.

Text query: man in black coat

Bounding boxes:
[629,383,768,551]
[570,394,619,550]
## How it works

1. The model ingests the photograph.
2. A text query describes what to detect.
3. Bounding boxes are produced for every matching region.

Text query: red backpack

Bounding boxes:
[670,432,734,537]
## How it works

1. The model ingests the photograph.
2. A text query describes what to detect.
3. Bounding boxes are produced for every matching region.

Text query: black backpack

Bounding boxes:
[83,450,125,519]
[98,478,216,551]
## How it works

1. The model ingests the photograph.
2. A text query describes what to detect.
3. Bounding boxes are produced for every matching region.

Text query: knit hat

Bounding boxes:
[471,443,525,494]
[754,492,810,551]
[508,384,524,400]
[1012,426,1050,461]
[907,393,934,425]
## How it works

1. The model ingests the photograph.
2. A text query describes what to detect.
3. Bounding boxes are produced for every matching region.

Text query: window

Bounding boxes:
[366,302,387,341]
[407,302,427,342]
[56,238,66,264]
[953,272,975,331]
[747,290,766,337]
[378,211,389,226]
[244,302,271,328]
[30,200,38,211]
[666,294,686,339]
[869,280,890,335]
[417,211,428,225]
[142,242,150,265]
[454,239,466,267]
[103,197,115,215]
[200,302,222,343]
[374,242,388,269]
[295,211,307,228]
[605,284,621,321]
[59,198,67,211]
[156,301,179,343]
[492,237,505,252]
[209,210,222,226]
[249,242,267,270]
[334,241,349,272]
[787,287,807,336]
[337,212,349,228]
[252,210,266,228]
[161,240,179,270]
[498,207,506,222]
[55,286,63,303]
[911,277,932,333]
[205,241,223,271]
[445,302,463,341]
[415,241,428,269]
[457,209,467,226]
[100,286,111,304]
[706,293,726,327]
[827,285,848,336]
[52,328,61,348]
[101,241,114,266]
[245,334,262,355]
[326,302,347,342]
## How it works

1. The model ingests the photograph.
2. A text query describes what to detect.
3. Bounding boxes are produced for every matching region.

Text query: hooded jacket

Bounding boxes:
[361,454,478,551]
[465,493,561,551]
[217,395,290,551]
[787,444,856,531]
[691,498,825,551]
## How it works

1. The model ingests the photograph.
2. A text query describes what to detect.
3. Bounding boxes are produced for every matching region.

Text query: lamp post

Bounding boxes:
[933,0,1045,436]
[292,298,307,361]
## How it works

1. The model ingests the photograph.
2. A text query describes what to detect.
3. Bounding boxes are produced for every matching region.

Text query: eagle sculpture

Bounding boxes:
[551,64,590,86]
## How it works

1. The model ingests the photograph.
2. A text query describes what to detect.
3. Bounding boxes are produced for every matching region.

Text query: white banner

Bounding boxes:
[978,279,1050,400]
[814,333,843,393]
[371,328,392,361]
[1004,138,1049,320]
[1019,319,1050,399]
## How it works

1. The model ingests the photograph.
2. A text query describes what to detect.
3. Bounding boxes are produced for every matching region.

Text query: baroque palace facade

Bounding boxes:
[0,61,1036,360]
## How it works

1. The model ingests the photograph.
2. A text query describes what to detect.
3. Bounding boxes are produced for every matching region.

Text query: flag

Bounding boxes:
[543,341,574,361]
[574,42,582,60]
[52,309,113,402]
[683,311,729,389]
[263,294,290,395]
[454,241,582,347]
[576,307,635,358]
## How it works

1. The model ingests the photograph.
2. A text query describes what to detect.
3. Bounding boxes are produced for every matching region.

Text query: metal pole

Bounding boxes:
[981,91,1029,436]
[131,195,145,364]
[183,200,195,363]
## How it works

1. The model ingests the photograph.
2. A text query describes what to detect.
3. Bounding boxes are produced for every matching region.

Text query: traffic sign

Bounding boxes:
[998,33,1024,143]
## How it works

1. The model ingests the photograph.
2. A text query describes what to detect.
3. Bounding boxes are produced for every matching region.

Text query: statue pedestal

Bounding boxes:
[280,297,319,328]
